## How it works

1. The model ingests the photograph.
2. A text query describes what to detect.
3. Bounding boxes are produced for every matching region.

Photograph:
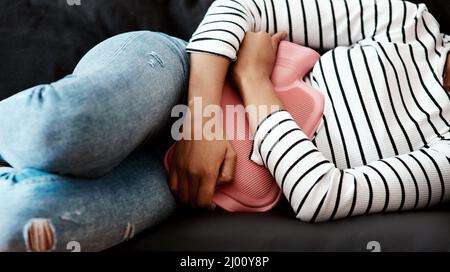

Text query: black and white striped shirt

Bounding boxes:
[187,0,450,222]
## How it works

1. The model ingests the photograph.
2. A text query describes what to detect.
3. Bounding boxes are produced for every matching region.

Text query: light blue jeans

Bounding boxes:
[0,31,189,251]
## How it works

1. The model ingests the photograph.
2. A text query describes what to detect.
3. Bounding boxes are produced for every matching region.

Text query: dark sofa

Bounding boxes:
[1,0,449,252]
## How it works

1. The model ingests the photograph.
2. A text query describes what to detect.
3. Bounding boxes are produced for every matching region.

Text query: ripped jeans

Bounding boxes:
[0,31,189,251]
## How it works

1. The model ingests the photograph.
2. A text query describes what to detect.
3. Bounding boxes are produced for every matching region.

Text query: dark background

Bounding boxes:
[0,0,449,101]
[0,0,212,100]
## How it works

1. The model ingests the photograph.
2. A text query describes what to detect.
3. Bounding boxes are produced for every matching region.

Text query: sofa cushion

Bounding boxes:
[0,0,211,101]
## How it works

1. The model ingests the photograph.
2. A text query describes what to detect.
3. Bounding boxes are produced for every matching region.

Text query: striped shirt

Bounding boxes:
[186,0,450,222]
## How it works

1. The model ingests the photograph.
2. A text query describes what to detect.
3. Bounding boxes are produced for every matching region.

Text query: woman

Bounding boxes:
[172,0,450,222]
[0,0,448,251]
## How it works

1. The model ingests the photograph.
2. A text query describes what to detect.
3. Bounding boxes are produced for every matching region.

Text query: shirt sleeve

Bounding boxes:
[186,0,431,60]
[251,111,450,223]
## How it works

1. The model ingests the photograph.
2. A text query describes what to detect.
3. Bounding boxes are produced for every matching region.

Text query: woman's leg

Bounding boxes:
[0,31,188,177]
[0,150,176,252]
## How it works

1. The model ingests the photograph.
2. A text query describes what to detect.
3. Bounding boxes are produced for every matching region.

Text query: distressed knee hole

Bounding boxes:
[24,219,56,252]
[123,223,135,241]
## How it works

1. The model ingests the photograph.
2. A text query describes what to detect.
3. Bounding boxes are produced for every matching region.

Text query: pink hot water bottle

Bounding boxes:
[164,41,324,212]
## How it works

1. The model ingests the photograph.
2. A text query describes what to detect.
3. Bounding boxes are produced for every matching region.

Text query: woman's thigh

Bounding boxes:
[0,31,189,177]
[0,151,176,252]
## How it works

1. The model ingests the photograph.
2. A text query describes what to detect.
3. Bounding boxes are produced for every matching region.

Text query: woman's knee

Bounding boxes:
[0,32,190,176]
[131,31,190,97]
[75,30,189,85]
[137,31,189,68]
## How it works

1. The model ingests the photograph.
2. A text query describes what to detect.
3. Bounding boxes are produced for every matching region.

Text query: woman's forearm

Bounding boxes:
[239,76,283,133]
[188,53,230,109]
[169,53,235,209]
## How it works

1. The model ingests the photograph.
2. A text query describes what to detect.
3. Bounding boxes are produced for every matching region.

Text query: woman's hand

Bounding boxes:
[232,32,286,92]
[169,137,236,210]
[231,31,286,132]
[444,52,450,92]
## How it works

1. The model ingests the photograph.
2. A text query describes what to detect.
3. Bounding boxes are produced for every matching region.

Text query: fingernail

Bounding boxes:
[210,203,217,211]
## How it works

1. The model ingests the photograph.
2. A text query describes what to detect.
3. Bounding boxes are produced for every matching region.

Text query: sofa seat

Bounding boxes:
[111,201,450,252]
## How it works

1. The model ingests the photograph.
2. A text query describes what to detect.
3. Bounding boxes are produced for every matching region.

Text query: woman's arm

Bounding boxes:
[252,111,450,222]
[233,32,450,223]
[252,109,450,222]
[169,53,237,209]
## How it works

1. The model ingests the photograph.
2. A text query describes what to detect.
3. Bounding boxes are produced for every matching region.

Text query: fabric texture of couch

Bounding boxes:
[0,0,449,252]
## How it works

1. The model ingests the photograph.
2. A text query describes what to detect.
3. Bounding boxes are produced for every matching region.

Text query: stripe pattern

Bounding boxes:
[187,0,450,222]
[251,111,450,222]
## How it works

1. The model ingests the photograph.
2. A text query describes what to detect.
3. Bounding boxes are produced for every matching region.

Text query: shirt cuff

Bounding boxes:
[250,110,309,165]
[186,42,237,61]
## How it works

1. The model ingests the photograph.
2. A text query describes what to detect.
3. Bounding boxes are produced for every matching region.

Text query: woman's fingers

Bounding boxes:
[218,143,237,184]
[197,175,217,210]
[168,166,178,194]
[271,32,287,54]
[178,172,190,204]
[189,176,200,208]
